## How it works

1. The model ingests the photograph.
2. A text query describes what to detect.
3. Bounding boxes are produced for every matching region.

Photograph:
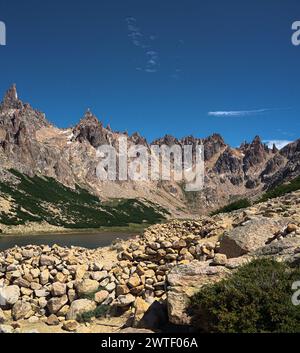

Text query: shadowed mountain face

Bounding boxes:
[0,84,299,220]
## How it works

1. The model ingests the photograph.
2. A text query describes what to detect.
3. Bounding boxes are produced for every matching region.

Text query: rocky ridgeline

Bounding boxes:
[1,191,300,332]
[1,84,300,218]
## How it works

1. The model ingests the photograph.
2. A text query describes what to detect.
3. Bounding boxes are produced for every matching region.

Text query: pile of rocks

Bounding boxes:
[2,190,300,332]
[113,220,230,302]
[0,244,120,329]
[0,218,232,330]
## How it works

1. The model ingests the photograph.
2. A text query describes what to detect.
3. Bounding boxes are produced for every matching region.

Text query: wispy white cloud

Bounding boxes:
[126,17,159,73]
[263,139,293,150]
[208,109,273,117]
[208,107,291,117]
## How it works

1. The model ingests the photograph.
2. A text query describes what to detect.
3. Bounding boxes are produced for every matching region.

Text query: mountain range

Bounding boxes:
[0,84,300,229]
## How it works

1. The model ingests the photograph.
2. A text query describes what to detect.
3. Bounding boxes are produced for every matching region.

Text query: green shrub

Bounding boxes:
[77,305,111,323]
[210,198,251,216]
[257,176,300,203]
[189,258,300,333]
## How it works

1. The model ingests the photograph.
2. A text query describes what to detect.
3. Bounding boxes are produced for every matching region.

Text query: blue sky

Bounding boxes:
[0,0,299,147]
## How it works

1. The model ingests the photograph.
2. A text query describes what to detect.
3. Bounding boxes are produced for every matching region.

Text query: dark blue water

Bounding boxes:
[0,231,135,251]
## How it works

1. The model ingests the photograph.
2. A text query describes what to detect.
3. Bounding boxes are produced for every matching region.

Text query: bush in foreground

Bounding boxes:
[77,305,111,323]
[189,259,300,333]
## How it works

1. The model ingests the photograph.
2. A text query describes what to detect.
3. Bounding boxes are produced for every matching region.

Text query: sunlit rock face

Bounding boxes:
[0,84,299,215]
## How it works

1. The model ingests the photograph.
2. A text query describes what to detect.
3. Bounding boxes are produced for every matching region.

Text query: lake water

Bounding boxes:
[0,231,136,251]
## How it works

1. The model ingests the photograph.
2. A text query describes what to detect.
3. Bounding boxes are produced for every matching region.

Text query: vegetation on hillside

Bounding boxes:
[257,175,300,203]
[210,198,251,216]
[0,169,169,228]
[211,175,300,215]
[189,259,300,333]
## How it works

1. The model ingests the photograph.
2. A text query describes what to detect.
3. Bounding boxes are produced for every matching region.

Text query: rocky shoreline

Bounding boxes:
[1,190,300,333]
[0,221,67,236]
[0,221,148,237]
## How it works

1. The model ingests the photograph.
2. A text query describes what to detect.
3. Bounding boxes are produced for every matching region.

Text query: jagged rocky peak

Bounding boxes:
[5,84,18,101]
[73,109,103,133]
[272,143,278,154]
[252,135,262,144]
[73,109,110,148]
[130,132,147,146]
[81,109,101,125]
[1,84,23,110]
[180,135,201,145]
[203,133,227,161]
[241,135,270,172]
[205,133,225,145]
[280,138,300,158]
[214,147,243,174]
[250,135,269,151]
[0,85,50,145]
[152,134,179,146]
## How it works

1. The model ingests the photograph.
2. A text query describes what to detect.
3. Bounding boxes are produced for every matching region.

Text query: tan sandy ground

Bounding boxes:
[15,315,130,333]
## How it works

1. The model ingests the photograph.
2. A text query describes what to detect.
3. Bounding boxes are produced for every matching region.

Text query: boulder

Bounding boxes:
[51,282,67,296]
[253,238,300,264]
[167,261,230,325]
[90,271,108,281]
[105,282,116,293]
[0,285,20,308]
[66,299,96,320]
[133,297,150,327]
[34,289,49,297]
[127,275,140,288]
[75,265,88,281]
[94,290,109,304]
[114,294,135,307]
[40,269,50,285]
[136,300,168,329]
[211,253,227,266]
[62,320,78,332]
[57,305,70,317]
[47,295,68,314]
[12,301,33,320]
[75,279,99,296]
[116,284,130,296]
[40,255,56,266]
[218,218,289,258]
[28,316,39,324]
[46,314,59,326]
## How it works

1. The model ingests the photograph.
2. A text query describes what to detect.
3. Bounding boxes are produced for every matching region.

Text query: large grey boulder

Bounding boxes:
[253,237,300,264]
[218,218,289,258]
